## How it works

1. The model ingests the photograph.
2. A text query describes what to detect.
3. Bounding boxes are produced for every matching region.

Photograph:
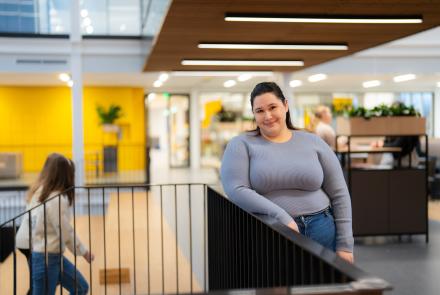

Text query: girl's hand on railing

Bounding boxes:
[337,250,354,263]
[287,221,299,232]
[83,251,95,263]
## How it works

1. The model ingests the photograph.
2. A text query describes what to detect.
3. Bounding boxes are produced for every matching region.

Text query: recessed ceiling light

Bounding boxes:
[393,74,416,83]
[198,43,348,50]
[181,60,303,66]
[224,13,423,24]
[362,80,381,88]
[86,25,94,34]
[237,74,252,81]
[171,71,273,77]
[308,74,327,83]
[153,80,163,88]
[58,73,70,82]
[436,82,440,88]
[67,80,73,87]
[158,73,169,82]
[224,80,237,88]
[80,9,88,18]
[289,80,302,88]
[147,93,156,102]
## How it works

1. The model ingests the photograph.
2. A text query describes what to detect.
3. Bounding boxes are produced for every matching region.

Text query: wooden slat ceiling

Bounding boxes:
[144,0,440,72]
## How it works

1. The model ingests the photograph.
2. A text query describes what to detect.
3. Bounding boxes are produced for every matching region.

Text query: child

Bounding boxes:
[16,153,94,295]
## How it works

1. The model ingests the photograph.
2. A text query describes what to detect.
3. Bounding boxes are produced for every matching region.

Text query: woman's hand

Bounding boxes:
[336,250,354,263]
[83,251,95,263]
[287,221,299,232]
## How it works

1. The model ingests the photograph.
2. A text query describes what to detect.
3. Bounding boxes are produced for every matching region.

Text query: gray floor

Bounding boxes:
[355,220,440,295]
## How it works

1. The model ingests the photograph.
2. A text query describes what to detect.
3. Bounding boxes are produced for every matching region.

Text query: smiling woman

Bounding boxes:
[220,82,354,263]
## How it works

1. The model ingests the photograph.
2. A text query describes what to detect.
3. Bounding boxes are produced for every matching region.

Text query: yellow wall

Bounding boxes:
[0,86,145,172]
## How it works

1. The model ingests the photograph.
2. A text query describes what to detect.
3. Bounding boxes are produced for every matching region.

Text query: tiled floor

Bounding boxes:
[355,220,440,295]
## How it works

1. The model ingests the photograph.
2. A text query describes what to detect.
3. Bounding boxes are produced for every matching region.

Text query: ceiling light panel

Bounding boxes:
[308,73,327,82]
[289,80,302,88]
[224,13,423,24]
[393,74,416,82]
[237,74,253,81]
[181,60,304,66]
[223,80,237,88]
[362,80,381,88]
[198,43,348,50]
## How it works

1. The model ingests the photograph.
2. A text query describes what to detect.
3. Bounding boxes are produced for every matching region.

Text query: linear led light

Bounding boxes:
[393,74,416,83]
[308,73,327,83]
[224,13,423,24]
[362,80,381,88]
[289,80,302,88]
[171,71,273,77]
[198,43,348,50]
[181,60,304,66]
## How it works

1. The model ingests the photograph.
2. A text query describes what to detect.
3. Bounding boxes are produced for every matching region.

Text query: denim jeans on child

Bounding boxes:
[31,252,89,295]
[294,207,336,251]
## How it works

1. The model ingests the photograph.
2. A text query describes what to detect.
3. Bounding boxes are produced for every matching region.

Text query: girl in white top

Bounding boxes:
[16,153,94,295]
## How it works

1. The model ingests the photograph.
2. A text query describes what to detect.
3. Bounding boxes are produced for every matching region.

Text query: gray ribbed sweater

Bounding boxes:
[220,130,353,252]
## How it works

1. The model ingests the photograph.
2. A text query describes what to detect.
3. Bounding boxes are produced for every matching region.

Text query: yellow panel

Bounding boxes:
[0,86,145,173]
[202,99,222,128]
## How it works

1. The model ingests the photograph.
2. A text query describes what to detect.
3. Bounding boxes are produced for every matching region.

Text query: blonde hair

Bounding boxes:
[307,105,330,132]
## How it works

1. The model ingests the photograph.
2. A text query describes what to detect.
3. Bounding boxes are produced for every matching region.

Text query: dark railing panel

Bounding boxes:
[207,186,390,294]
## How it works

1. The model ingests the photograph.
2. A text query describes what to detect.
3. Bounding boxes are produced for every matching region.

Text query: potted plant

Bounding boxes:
[336,103,425,135]
[97,104,122,133]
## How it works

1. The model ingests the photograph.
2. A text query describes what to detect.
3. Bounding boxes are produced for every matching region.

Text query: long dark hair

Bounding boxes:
[27,153,75,205]
[248,82,296,135]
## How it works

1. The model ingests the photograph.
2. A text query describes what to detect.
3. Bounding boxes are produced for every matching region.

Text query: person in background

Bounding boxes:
[311,105,337,149]
[16,153,94,295]
[221,82,354,263]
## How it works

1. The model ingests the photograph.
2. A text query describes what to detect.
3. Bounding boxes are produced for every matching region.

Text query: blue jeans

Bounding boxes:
[294,207,336,251]
[31,252,89,295]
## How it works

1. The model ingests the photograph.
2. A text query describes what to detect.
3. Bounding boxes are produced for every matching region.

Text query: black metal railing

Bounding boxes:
[0,184,390,295]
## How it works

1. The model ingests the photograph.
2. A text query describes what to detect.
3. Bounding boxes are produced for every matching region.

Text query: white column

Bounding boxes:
[71,0,85,186]
[190,90,201,169]
[434,88,440,137]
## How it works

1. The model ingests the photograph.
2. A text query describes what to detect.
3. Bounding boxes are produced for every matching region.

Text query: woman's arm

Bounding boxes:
[221,137,295,227]
[315,136,354,253]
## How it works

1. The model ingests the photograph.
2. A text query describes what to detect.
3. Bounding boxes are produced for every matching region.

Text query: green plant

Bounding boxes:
[216,107,237,122]
[345,103,420,119]
[96,104,122,124]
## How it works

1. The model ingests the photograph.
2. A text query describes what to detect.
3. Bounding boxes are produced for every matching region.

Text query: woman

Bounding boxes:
[220,82,354,263]
[16,153,93,295]
[311,105,337,149]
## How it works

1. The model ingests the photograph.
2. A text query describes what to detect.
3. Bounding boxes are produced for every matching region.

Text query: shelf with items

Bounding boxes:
[335,132,429,242]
